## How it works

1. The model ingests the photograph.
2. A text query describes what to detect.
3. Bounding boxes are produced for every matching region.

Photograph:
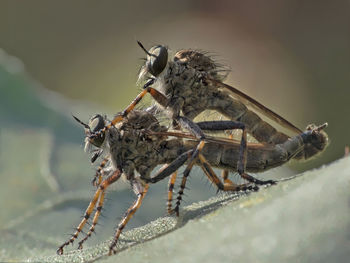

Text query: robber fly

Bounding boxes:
[57,109,328,255]
[135,42,327,159]
[91,42,328,192]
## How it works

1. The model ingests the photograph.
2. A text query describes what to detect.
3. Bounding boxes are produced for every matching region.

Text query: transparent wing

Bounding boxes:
[206,78,303,135]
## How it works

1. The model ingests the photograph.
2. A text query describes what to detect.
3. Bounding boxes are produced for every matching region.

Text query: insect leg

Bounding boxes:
[90,82,168,139]
[239,173,276,185]
[143,162,179,213]
[148,150,192,183]
[109,181,149,255]
[173,142,205,216]
[78,186,106,249]
[171,118,247,215]
[174,116,207,206]
[198,153,258,192]
[145,151,192,215]
[167,171,178,215]
[221,134,234,184]
[174,150,259,215]
[56,170,121,255]
[91,156,109,186]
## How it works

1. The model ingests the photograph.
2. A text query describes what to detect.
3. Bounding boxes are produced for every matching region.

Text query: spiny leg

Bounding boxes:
[239,173,275,185]
[147,163,178,213]
[109,182,149,255]
[166,118,208,216]
[145,150,192,215]
[114,82,168,125]
[198,154,258,192]
[167,171,178,214]
[173,145,202,216]
[57,188,102,254]
[172,120,249,214]
[149,150,193,184]
[172,149,258,216]
[145,151,192,214]
[78,189,106,249]
[92,156,109,187]
[57,170,121,255]
[157,119,255,214]
[90,81,169,139]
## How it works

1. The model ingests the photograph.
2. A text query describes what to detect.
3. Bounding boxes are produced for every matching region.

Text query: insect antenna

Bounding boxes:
[137,40,157,58]
[72,115,91,131]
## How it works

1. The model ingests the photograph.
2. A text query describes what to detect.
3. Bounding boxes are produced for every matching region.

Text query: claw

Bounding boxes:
[252,185,259,191]
[57,247,64,255]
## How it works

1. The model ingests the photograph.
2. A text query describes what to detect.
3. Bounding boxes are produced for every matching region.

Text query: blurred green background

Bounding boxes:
[0,0,349,261]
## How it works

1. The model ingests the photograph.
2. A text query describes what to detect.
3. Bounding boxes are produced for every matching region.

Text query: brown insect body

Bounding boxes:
[140,47,326,160]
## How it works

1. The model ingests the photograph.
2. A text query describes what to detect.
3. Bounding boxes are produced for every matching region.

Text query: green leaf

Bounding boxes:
[1,157,349,262]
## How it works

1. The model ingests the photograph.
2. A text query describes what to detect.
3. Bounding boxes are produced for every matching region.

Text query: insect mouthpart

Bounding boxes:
[138,41,168,77]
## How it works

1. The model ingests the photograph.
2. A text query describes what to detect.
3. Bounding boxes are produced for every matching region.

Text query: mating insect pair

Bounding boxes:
[98,42,328,186]
[57,42,328,255]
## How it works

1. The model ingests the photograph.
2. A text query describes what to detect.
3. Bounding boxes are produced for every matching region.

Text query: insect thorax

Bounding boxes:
[157,59,238,120]
[107,110,168,179]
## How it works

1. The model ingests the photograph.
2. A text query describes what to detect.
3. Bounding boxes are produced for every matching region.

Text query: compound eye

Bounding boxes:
[146,45,168,76]
[89,114,105,133]
[88,114,105,148]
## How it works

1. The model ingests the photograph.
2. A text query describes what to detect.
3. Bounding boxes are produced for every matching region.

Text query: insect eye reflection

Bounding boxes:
[146,45,168,76]
[88,114,106,148]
